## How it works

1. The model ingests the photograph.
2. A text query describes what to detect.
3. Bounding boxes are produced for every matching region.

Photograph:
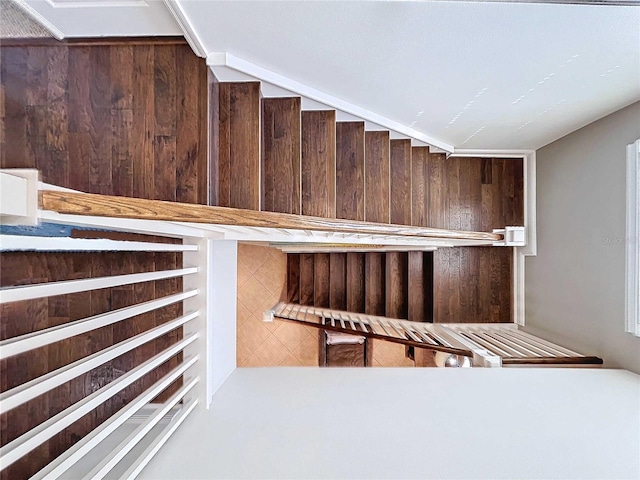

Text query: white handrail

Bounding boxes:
[0,267,198,303]
[0,312,198,412]
[0,291,197,359]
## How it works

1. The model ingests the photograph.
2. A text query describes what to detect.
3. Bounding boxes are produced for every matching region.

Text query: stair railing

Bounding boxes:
[0,171,222,479]
[265,302,603,367]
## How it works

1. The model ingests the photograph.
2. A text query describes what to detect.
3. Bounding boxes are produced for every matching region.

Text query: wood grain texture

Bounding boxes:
[41,190,503,242]
[1,42,208,203]
[410,146,429,227]
[346,253,365,313]
[407,251,425,322]
[262,97,301,214]
[329,253,347,310]
[299,253,315,306]
[335,122,364,221]
[390,139,412,226]
[364,131,390,223]
[420,156,525,324]
[385,252,408,319]
[286,254,301,303]
[313,253,330,308]
[301,110,336,218]
[0,41,205,479]
[216,82,260,210]
[365,253,385,316]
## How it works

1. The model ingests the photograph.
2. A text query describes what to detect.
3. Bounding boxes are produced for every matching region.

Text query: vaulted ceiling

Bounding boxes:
[20,0,640,151]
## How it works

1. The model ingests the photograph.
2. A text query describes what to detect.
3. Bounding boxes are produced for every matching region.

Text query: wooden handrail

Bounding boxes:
[40,191,503,242]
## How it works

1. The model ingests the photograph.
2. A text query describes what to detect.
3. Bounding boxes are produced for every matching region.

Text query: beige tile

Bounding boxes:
[236,338,252,365]
[238,244,271,274]
[237,263,252,287]
[373,340,414,367]
[254,253,287,295]
[237,275,273,315]
[291,331,320,366]
[236,300,252,326]
[272,320,308,353]
[244,352,268,367]
[237,315,270,352]
[279,353,303,366]
[254,334,290,366]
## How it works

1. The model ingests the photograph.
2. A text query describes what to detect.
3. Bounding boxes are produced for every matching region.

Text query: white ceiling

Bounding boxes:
[176,0,640,150]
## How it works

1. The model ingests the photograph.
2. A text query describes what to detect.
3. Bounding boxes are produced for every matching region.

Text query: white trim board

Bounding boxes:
[207,52,454,154]
[12,0,65,39]
[626,140,640,336]
[163,0,207,58]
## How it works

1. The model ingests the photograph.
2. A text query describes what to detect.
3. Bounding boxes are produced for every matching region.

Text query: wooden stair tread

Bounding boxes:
[301,110,336,218]
[364,131,390,223]
[385,252,408,319]
[346,252,365,313]
[364,252,385,316]
[216,82,261,210]
[329,252,347,310]
[390,139,412,226]
[299,253,315,306]
[261,97,301,214]
[335,122,365,221]
[313,253,330,308]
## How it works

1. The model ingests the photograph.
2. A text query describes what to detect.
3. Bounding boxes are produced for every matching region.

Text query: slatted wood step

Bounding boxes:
[301,110,336,218]
[261,97,301,214]
[335,122,365,221]
[215,82,261,210]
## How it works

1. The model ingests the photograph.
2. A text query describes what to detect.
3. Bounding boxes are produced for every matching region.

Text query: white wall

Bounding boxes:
[209,240,237,400]
[525,102,640,374]
[139,368,639,479]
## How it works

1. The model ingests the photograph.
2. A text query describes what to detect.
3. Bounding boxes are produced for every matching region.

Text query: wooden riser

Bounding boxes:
[286,251,434,323]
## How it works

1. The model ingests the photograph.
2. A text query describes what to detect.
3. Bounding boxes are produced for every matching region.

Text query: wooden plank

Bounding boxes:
[261,97,301,214]
[346,252,365,313]
[286,254,300,303]
[329,253,347,310]
[313,253,330,308]
[365,252,385,316]
[301,110,336,218]
[407,251,425,322]
[41,191,503,242]
[299,253,314,306]
[411,146,429,227]
[390,139,412,226]
[385,252,408,319]
[217,82,260,210]
[364,131,390,223]
[335,122,364,221]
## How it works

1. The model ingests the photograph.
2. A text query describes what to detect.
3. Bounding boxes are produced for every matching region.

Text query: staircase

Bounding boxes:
[287,252,433,322]
[210,79,524,325]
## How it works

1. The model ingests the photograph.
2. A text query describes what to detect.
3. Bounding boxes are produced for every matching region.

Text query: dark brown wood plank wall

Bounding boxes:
[215,82,261,210]
[364,131,390,223]
[390,139,412,226]
[423,155,524,323]
[335,122,365,221]
[301,110,336,218]
[329,253,347,310]
[299,253,315,306]
[385,252,408,319]
[261,97,301,214]
[0,39,207,479]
